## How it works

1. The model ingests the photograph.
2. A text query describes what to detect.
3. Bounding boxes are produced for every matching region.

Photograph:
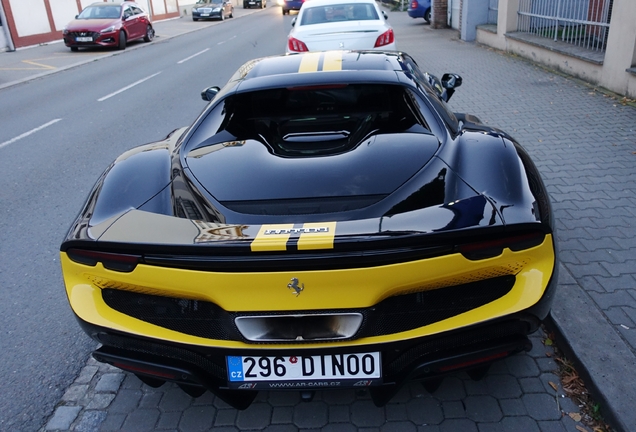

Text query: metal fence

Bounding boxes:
[517,0,612,52]
[488,0,498,24]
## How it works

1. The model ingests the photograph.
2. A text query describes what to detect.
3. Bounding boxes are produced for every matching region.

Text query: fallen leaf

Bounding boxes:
[549,381,559,391]
[569,412,582,422]
[544,338,553,346]
[576,426,588,432]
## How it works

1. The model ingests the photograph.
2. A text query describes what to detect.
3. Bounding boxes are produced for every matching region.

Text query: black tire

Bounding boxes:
[70,46,79,52]
[282,8,287,14]
[244,2,249,7]
[424,8,431,24]
[117,30,126,50]
[229,8,234,18]
[143,25,154,42]
[193,17,199,21]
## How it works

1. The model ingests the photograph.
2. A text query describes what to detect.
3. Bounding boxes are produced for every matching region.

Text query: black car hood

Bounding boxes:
[185,132,440,202]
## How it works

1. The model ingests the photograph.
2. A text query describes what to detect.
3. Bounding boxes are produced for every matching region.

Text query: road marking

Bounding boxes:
[0,119,63,150]
[97,72,162,102]
[217,36,236,45]
[177,48,210,64]
[22,60,56,70]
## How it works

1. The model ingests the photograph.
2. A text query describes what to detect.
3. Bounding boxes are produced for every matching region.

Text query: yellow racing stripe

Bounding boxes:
[298,52,322,73]
[298,222,337,250]
[251,224,294,251]
[322,51,343,71]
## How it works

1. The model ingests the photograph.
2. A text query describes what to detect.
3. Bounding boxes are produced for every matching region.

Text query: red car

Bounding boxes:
[63,1,154,51]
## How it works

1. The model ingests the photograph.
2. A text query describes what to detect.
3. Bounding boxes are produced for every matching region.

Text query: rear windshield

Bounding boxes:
[300,3,379,25]
[187,84,431,157]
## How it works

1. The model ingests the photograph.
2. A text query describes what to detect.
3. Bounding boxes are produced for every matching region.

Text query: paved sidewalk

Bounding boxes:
[4,6,635,432]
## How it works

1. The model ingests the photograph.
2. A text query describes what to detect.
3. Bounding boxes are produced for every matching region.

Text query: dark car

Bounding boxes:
[281,0,304,14]
[60,50,558,410]
[407,0,431,23]
[244,0,266,9]
[192,0,234,20]
[63,1,154,51]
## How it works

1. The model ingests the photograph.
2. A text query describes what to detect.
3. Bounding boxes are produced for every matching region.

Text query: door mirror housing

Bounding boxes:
[201,86,221,101]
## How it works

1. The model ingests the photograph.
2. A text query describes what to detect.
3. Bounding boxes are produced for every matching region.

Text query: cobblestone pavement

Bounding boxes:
[31,6,636,432]
[44,330,587,432]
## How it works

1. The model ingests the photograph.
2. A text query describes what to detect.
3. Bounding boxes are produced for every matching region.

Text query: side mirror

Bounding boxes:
[441,73,462,89]
[382,11,388,19]
[201,86,220,101]
[291,17,296,26]
[440,73,462,102]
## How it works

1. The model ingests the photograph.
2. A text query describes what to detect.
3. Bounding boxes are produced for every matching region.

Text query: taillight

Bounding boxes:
[288,36,309,52]
[374,29,394,48]
[459,231,546,260]
[410,0,418,8]
[67,249,140,272]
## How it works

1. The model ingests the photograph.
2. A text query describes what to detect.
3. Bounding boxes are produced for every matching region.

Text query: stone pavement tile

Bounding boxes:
[94,373,124,393]
[156,410,181,429]
[499,398,527,416]
[97,412,126,431]
[381,421,418,432]
[441,400,465,418]
[438,418,478,431]
[214,408,238,427]
[120,408,160,431]
[350,400,385,428]
[432,376,466,401]
[45,406,82,430]
[498,416,541,431]
[236,402,272,429]
[271,406,293,424]
[405,397,443,426]
[179,406,215,432]
[322,423,357,432]
[464,396,502,423]
[73,411,107,432]
[328,405,350,423]
[107,389,142,413]
[385,403,409,422]
[522,394,563,421]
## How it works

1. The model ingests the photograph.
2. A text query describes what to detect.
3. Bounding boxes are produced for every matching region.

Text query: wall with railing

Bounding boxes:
[517,0,611,53]
[474,0,635,98]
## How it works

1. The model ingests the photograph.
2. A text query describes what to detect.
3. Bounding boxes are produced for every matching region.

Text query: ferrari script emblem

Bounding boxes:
[287,278,304,296]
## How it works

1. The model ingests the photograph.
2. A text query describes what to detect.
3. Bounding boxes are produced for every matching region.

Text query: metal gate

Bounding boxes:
[517,0,612,52]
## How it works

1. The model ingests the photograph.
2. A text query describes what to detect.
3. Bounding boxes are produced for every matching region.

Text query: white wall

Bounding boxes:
[50,0,81,31]
[9,0,50,37]
[151,0,167,15]
[166,0,178,13]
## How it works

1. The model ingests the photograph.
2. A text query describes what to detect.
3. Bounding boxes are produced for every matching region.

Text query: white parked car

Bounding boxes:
[286,0,395,53]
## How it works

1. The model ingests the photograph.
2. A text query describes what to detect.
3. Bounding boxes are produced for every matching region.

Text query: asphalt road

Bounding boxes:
[0,9,288,430]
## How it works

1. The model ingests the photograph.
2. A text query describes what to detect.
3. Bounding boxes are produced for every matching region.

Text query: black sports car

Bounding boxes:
[60,50,558,409]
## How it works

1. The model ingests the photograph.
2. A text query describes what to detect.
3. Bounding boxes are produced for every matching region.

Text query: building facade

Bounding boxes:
[0,0,180,50]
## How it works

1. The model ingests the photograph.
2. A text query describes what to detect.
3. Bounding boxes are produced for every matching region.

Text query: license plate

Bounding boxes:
[201,13,210,16]
[227,353,381,389]
[76,37,92,42]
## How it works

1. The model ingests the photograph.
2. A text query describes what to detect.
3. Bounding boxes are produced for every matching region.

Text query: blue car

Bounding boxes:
[281,0,303,14]
[407,0,431,23]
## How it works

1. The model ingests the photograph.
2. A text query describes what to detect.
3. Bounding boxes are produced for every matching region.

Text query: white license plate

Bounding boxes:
[227,353,381,389]
[201,13,210,16]
[76,37,92,42]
